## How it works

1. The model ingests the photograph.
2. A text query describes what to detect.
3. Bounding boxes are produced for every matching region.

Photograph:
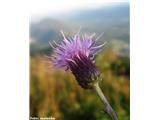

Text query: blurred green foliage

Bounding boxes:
[30,48,130,120]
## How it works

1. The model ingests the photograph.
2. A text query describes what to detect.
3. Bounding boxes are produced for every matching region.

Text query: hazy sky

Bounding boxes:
[30,0,129,17]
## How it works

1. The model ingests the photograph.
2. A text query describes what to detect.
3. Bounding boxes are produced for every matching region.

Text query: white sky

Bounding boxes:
[30,0,129,16]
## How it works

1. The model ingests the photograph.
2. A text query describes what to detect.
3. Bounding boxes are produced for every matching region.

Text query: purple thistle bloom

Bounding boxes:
[49,31,106,89]
[48,31,118,120]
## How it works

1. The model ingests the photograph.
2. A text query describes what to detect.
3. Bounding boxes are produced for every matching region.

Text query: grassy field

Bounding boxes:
[30,48,130,120]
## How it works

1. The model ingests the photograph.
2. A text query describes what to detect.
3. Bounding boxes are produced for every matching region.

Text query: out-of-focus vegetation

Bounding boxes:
[30,3,130,119]
[30,48,130,120]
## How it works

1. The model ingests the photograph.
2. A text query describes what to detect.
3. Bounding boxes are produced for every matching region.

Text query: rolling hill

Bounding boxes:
[30,3,130,56]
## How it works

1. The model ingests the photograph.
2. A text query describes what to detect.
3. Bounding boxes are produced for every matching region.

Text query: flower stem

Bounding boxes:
[93,83,118,120]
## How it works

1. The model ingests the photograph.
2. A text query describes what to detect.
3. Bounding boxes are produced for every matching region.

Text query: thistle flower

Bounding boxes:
[49,31,105,89]
[48,31,118,120]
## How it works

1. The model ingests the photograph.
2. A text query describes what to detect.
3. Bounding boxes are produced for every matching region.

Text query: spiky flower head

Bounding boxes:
[49,31,106,89]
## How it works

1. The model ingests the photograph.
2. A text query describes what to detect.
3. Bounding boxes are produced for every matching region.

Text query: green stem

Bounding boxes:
[93,83,118,120]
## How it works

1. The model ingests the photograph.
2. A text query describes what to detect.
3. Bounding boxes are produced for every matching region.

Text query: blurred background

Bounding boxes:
[30,1,130,120]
